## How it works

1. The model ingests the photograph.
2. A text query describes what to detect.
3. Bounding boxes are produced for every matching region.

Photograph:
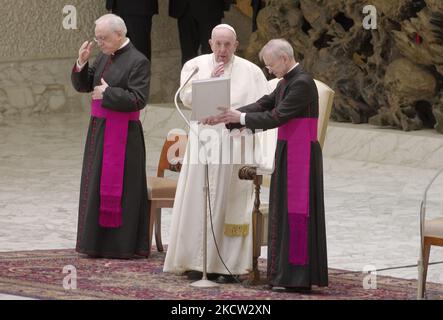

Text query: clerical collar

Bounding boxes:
[287,62,299,74]
[119,38,130,49]
[283,62,300,80]
[112,38,130,56]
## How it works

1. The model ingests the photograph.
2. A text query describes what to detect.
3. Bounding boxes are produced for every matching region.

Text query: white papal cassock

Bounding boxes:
[163,53,272,275]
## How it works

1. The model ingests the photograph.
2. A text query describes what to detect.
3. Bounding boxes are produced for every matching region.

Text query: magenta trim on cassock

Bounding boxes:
[278,118,317,265]
[91,99,140,228]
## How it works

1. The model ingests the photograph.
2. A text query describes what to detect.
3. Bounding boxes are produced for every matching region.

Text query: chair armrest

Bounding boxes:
[238,165,265,285]
[239,166,259,180]
[168,163,182,173]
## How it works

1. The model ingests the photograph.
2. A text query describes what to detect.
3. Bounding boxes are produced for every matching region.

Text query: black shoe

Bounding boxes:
[215,275,240,284]
[285,287,312,293]
[185,270,202,280]
[270,286,311,293]
[185,270,219,281]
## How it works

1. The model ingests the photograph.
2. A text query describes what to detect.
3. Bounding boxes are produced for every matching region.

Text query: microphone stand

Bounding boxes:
[173,68,219,288]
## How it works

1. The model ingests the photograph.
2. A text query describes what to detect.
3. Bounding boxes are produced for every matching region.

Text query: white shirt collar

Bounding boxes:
[119,38,130,50]
[286,62,299,74]
[111,38,130,55]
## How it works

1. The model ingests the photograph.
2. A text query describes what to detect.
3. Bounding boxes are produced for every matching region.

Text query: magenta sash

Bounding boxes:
[91,99,140,228]
[278,118,318,265]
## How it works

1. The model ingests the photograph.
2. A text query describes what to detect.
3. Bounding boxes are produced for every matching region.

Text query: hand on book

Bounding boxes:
[201,107,241,125]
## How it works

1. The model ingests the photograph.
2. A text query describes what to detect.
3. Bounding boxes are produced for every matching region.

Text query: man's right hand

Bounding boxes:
[78,41,94,66]
[211,62,224,78]
[201,114,224,126]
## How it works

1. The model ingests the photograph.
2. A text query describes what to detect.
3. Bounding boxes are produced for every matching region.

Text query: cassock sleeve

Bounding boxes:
[225,86,278,130]
[244,78,314,130]
[237,86,278,113]
[102,58,150,112]
[71,55,103,93]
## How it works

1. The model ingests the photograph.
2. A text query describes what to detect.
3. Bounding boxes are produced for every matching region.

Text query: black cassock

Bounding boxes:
[71,42,151,258]
[233,65,328,289]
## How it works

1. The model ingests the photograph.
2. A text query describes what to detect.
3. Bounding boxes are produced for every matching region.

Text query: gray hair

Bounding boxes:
[95,14,127,36]
[259,39,294,61]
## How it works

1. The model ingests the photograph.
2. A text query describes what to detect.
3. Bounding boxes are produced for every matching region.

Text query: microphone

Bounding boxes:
[174,66,199,127]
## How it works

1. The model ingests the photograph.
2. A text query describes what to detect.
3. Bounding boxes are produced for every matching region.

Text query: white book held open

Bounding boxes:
[191,77,231,122]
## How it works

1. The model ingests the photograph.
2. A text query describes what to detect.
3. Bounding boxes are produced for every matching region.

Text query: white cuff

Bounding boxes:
[240,113,246,126]
[76,59,87,70]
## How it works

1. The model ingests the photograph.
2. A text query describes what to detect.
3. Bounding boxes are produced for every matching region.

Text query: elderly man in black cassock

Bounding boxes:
[204,39,328,292]
[71,14,151,259]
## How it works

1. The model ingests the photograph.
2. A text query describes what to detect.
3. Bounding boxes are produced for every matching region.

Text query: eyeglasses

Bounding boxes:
[264,56,283,72]
[93,36,107,44]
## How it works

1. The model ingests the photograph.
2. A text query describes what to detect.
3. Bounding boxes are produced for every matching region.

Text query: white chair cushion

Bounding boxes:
[147,177,177,200]
[314,79,334,147]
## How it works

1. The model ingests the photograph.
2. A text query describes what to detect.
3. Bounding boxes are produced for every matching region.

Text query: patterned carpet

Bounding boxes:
[0,249,442,300]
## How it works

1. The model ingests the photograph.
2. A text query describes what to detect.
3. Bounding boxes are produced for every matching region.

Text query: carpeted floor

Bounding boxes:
[0,249,441,300]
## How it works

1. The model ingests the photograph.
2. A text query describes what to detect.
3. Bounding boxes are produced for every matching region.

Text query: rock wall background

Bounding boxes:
[245,0,443,133]
[0,0,105,122]
[0,0,252,123]
[2,0,441,134]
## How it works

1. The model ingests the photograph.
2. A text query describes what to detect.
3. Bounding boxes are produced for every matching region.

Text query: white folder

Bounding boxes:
[191,77,230,122]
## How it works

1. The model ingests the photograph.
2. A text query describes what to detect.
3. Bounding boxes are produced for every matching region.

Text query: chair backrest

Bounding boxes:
[156,133,188,177]
[258,78,334,186]
[314,79,335,148]
[266,78,334,148]
[268,78,280,91]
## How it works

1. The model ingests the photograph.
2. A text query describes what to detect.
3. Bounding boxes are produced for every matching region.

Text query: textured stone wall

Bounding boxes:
[0,59,88,116]
[0,0,104,61]
[148,1,181,105]
[0,0,252,121]
[0,0,104,122]
[246,0,443,133]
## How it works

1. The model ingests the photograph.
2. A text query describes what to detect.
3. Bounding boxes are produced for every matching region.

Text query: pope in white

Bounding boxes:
[163,24,272,280]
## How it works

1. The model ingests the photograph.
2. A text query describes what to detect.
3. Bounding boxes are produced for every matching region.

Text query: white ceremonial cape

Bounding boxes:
[164,54,271,275]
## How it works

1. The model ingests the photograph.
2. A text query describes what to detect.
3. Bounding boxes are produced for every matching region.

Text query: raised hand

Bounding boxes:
[78,41,94,65]
[211,62,224,78]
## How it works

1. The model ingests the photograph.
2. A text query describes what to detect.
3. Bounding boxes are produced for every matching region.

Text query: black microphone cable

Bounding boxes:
[331,260,443,276]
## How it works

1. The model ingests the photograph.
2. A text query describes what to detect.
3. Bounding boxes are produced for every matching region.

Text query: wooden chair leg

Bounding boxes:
[248,175,264,285]
[155,208,164,252]
[251,207,263,284]
[148,200,157,251]
[238,166,265,285]
[420,241,431,298]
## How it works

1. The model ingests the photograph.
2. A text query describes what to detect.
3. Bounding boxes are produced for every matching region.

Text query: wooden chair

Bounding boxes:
[147,133,187,252]
[417,168,443,299]
[239,78,335,283]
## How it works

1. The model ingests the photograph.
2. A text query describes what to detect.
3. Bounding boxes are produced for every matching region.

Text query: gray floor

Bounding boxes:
[1,105,443,299]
